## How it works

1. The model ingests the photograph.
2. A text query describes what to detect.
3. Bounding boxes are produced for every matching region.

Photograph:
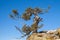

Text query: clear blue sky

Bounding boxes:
[0,0,60,40]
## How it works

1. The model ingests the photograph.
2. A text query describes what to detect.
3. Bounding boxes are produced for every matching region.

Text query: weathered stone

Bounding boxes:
[27,29,60,40]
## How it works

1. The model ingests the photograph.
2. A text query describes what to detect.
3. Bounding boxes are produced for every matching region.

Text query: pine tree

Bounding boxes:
[9,6,50,39]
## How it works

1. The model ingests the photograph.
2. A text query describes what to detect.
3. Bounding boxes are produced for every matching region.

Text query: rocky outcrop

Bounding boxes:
[27,28,60,40]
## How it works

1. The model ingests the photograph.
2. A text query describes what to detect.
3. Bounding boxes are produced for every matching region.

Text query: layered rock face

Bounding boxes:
[27,28,60,40]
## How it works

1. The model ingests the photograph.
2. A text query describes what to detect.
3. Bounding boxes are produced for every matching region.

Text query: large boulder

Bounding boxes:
[27,29,60,40]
